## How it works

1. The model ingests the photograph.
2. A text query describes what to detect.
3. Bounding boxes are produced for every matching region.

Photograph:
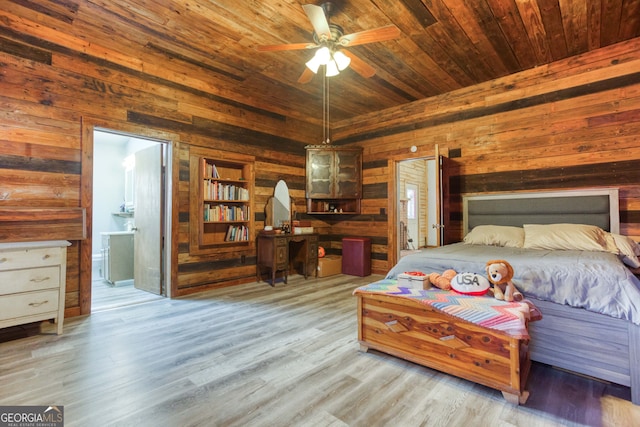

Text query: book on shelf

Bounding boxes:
[201,159,220,179]
[203,181,250,201]
[204,204,250,222]
[224,225,248,242]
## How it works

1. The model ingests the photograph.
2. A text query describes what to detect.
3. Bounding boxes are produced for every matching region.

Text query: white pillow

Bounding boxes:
[463,225,524,248]
[611,233,640,268]
[523,223,619,253]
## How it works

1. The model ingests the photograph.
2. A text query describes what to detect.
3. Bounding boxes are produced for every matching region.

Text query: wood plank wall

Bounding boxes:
[333,38,640,273]
[1,4,639,317]
[0,9,318,315]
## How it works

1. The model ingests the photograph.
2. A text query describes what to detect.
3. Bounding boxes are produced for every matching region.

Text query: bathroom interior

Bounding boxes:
[91,129,162,310]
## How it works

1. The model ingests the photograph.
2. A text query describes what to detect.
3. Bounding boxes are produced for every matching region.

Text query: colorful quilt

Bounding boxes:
[354,279,542,339]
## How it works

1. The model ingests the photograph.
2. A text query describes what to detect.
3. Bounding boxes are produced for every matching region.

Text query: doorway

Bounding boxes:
[91,129,167,311]
[397,159,429,257]
[405,183,419,250]
[396,154,449,261]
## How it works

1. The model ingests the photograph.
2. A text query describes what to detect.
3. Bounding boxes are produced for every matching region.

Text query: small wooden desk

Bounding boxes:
[257,233,319,285]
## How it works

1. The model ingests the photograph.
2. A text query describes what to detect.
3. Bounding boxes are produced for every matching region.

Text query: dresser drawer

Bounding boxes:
[0,289,60,321]
[0,266,60,295]
[0,247,65,271]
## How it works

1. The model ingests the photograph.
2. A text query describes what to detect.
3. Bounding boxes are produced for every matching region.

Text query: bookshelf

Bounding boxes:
[189,147,254,253]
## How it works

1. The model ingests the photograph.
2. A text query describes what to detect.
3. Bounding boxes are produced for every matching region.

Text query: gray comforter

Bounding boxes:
[386,243,640,325]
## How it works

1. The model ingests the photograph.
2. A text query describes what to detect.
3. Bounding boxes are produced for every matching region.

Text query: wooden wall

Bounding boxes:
[333,38,640,273]
[0,10,319,316]
[1,5,639,318]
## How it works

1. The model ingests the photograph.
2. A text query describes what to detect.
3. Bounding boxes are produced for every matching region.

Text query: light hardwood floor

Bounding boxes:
[91,276,163,312]
[1,274,639,427]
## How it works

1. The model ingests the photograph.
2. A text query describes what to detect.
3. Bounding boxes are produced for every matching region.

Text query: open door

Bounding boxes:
[134,144,163,294]
[396,147,450,261]
[432,145,452,246]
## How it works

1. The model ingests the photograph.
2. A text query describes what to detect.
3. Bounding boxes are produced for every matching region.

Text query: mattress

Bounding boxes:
[386,243,640,325]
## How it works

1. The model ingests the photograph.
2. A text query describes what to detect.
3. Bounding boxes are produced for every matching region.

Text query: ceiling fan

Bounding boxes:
[256,2,401,83]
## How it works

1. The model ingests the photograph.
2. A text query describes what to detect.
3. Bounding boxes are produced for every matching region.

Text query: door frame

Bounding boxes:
[80,117,179,315]
[388,148,450,269]
[394,157,434,263]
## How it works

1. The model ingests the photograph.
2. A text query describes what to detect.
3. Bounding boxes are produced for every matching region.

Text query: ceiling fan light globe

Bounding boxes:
[315,46,331,65]
[333,50,351,71]
[325,60,340,77]
[305,56,322,73]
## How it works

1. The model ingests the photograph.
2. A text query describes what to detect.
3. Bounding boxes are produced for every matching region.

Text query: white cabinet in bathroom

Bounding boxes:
[0,240,70,334]
[101,231,134,285]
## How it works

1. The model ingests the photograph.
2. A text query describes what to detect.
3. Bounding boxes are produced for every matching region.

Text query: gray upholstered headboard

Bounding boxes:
[463,188,620,235]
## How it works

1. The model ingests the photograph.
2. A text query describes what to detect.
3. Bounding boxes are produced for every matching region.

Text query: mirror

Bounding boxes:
[123,155,135,212]
[265,180,293,228]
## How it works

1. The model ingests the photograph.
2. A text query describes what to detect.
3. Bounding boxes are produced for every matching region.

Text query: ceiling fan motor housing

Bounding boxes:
[321,2,337,17]
[313,24,344,45]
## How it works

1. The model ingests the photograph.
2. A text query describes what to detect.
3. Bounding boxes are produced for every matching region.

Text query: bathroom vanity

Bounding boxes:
[101,231,134,285]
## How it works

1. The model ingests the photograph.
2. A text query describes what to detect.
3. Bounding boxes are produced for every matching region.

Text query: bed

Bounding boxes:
[371,188,640,405]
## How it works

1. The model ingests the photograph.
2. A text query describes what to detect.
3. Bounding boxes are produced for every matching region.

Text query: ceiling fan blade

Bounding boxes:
[341,50,376,78]
[256,42,316,52]
[338,25,401,47]
[302,4,331,41]
[297,67,314,84]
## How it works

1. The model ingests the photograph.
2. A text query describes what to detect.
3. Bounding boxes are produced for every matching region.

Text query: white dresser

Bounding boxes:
[0,240,70,335]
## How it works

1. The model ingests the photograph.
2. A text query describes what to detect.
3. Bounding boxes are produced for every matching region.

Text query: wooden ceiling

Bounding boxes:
[5,0,640,125]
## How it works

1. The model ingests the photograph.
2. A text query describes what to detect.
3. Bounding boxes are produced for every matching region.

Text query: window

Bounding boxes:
[406,187,416,220]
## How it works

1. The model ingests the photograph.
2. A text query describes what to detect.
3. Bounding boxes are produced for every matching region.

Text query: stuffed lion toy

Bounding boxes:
[485,259,523,302]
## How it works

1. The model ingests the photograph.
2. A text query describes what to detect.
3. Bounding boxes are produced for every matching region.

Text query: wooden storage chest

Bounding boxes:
[356,292,532,404]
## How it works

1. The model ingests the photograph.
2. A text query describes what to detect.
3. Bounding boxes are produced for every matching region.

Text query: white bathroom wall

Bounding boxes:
[92,131,158,259]
[92,132,129,258]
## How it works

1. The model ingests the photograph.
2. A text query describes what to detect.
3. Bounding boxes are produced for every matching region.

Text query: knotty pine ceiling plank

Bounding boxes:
[586,0,602,50]
[462,0,523,74]
[618,0,640,41]
[443,0,511,76]
[600,0,623,45]
[514,0,554,63]
[368,0,465,93]
[429,0,502,83]
[485,0,539,70]
[397,0,437,28]
[558,0,589,56]
[419,24,486,86]
[536,0,569,60]
[6,0,78,24]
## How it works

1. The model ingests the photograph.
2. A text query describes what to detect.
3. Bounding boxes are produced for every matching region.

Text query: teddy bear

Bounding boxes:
[428,269,457,290]
[485,259,523,302]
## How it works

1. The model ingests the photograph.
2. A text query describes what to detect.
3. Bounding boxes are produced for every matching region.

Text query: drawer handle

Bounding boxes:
[0,257,6,263]
[30,276,51,283]
[29,300,49,307]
